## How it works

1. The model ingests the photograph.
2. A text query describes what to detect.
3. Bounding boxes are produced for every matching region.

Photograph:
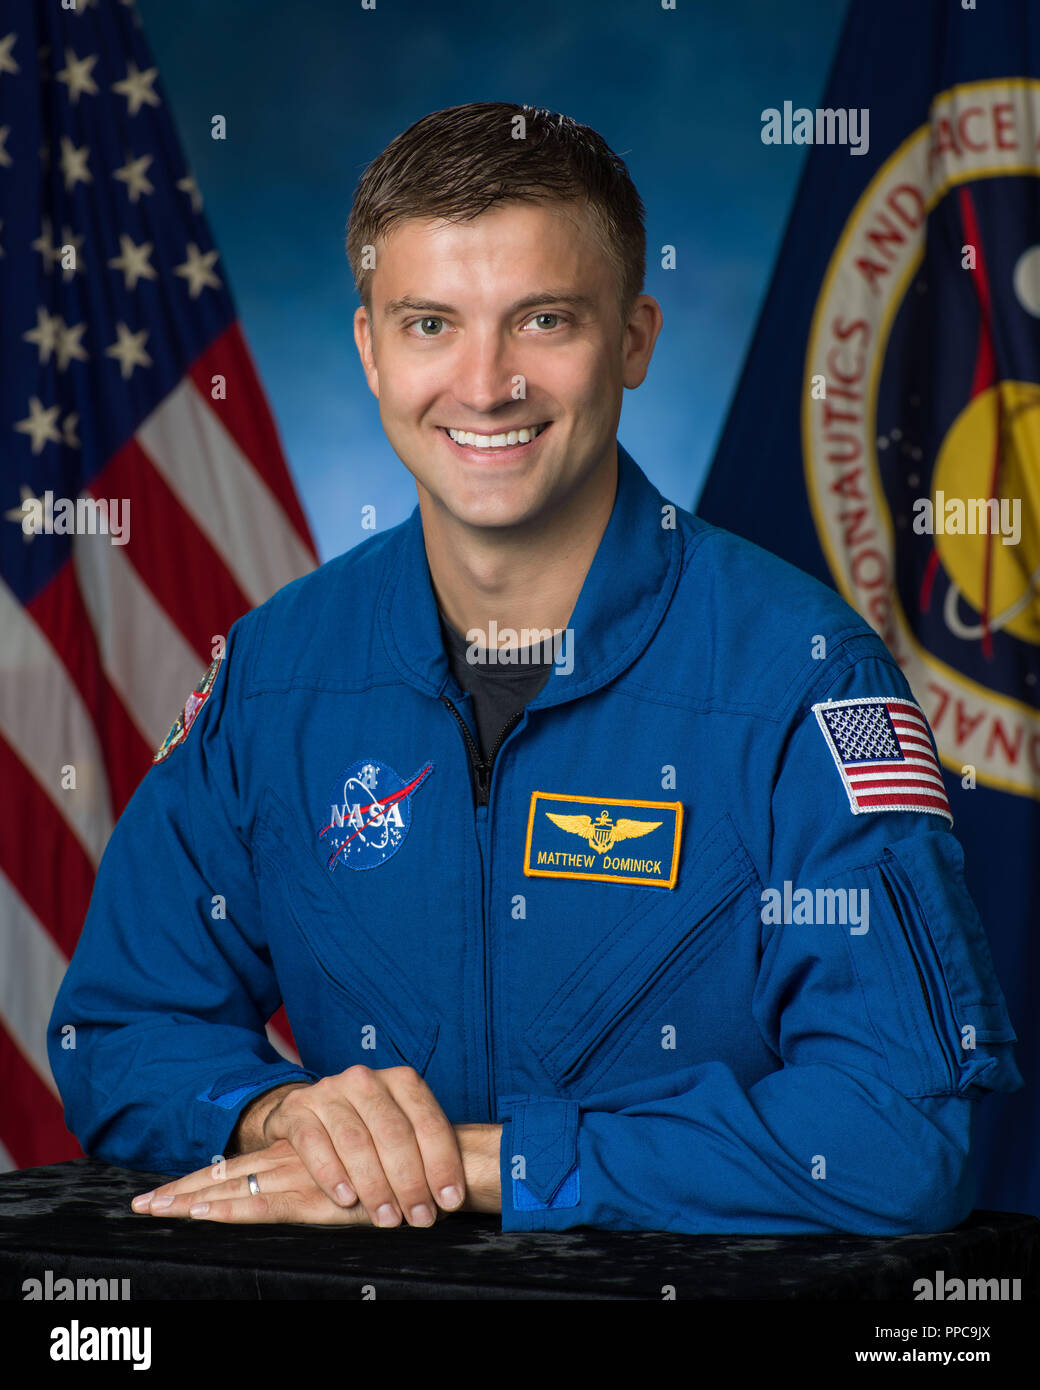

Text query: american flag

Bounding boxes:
[0,1,317,1169]
[812,697,953,823]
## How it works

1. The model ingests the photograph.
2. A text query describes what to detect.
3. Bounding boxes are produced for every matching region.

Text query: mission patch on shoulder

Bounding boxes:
[153,655,224,763]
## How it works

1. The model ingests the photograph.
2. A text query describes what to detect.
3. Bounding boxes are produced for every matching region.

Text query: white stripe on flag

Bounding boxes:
[0,578,113,865]
[137,379,315,606]
[0,870,65,1097]
[266,1021,301,1066]
[73,529,208,750]
[850,768,947,787]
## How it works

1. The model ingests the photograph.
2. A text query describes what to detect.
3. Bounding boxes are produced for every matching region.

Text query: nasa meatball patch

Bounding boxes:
[317,758,435,871]
[152,655,224,763]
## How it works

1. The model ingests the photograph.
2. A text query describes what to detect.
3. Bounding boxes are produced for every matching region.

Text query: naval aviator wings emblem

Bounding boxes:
[524,790,683,888]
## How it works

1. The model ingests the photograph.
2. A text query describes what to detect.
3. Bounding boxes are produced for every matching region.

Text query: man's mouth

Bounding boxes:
[440,422,551,452]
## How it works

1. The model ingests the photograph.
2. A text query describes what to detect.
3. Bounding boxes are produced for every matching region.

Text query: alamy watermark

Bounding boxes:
[761,101,869,156]
[913,1270,1020,1301]
[465,621,574,675]
[23,1269,130,1300]
[912,492,1020,545]
[21,491,130,546]
[761,881,869,934]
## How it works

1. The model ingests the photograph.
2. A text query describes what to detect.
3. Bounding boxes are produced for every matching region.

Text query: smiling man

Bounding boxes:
[49,102,1020,1236]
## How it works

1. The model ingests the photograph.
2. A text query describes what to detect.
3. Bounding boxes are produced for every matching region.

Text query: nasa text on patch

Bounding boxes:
[523,790,683,888]
[317,757,434,871]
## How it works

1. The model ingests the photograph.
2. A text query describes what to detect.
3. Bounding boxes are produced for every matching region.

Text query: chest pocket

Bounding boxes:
[253,787,439,1075]
[526,813,763,1093]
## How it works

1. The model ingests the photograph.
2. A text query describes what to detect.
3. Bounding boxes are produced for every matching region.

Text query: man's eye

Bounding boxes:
[410,317,446,337]
[527,313,562,330]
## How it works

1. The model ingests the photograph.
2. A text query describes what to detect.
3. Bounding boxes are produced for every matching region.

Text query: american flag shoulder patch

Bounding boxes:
[811,696,952,824]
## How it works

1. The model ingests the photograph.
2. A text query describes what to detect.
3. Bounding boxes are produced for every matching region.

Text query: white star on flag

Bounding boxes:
[177,171,203,213]
[57,224,86,281]
[113,150,154,202]
[174,241,221,298]
[111,59,160,116]
[5,485,47,541]
[55,320,89,371]
[14,397,63,454]
[56,49,100,104]
[62,412,81,449]
[23,306,62,365]
[105,321,152,379]
[59,135,92,191]
[31,216,59,271]
[108,233,157,290]
[0,32,19,77]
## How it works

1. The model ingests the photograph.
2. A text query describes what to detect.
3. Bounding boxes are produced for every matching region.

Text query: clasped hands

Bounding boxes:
[131,1065,502,1227]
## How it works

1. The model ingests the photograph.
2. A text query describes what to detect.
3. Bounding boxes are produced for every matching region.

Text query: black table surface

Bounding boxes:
[1,1159,1037,1300]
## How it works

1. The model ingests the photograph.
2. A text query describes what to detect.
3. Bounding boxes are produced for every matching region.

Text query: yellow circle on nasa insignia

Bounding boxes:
[931,380,1040,646]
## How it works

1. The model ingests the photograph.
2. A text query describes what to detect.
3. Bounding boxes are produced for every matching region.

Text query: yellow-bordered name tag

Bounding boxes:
[523,790,683,889]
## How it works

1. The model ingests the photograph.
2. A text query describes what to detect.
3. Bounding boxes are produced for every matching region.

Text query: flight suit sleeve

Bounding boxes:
[47,615,319,1176]
[497,642,1022,1233]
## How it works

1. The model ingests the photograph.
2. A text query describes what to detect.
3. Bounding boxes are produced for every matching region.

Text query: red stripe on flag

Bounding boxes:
[855,791,952,812]
[92,436,255,656]
[27,565,153,819]
[268,1003,298,1057]
[187,322,318,559]
[0,1023,82,1169]
[0,736,94,957]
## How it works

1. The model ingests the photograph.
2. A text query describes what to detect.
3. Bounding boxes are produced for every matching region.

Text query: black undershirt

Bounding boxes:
[438,611,555,770]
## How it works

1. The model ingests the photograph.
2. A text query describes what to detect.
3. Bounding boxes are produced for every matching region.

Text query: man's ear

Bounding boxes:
[353,305,380,398]
[621,295,664,390]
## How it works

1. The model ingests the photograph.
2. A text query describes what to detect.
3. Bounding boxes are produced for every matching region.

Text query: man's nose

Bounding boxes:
[450,329,521,414]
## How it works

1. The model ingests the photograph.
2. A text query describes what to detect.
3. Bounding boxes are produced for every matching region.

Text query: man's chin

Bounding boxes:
[422,485,549,535]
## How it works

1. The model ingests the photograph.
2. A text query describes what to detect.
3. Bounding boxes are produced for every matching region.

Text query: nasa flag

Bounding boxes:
[698,0,1039,1217]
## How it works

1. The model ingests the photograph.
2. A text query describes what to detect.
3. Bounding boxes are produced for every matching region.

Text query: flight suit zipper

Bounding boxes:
[441,697,522,808]
[441,696,524,1119]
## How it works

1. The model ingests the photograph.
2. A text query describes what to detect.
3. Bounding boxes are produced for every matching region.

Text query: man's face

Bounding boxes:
[353,199,659,532]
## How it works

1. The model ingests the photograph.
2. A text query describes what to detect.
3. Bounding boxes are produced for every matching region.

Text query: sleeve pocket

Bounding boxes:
[878,834,1021,1099]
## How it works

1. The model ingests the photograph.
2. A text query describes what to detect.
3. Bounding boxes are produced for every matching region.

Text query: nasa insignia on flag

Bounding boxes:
[812,696,952,824]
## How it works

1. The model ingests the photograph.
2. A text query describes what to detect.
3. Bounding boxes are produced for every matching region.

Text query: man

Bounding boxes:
[48,101,1021,1235]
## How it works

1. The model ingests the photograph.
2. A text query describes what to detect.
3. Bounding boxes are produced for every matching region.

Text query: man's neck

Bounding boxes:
[419,449,618,647]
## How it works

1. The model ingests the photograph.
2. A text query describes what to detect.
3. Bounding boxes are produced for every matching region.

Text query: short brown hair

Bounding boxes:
[345,102,646,325]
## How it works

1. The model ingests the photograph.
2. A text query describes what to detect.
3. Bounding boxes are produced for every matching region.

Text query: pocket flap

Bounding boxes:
[529,813,759,1089]
[254,788,438,1074]
[884,834,1020,1096]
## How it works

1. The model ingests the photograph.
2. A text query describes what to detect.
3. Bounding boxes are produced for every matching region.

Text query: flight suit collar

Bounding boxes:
[380,443,684,708]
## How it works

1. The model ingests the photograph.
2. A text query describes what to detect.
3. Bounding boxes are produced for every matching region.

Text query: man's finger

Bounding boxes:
[131,1142,294,1211]
[185,1189,365,1225]
[139,1165,294,1217]
[384,1070,467,1211]
[272,1103,387,1214]
[345,1072,443,1226]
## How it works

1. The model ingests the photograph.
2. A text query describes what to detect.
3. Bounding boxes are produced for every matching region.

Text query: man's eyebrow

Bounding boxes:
[383,291,596,318]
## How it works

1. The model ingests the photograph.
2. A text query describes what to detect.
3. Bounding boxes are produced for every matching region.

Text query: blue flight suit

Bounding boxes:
[47,445,1022,1234]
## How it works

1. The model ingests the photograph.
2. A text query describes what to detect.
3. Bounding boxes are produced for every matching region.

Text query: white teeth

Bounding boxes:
[447,423,546,448]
